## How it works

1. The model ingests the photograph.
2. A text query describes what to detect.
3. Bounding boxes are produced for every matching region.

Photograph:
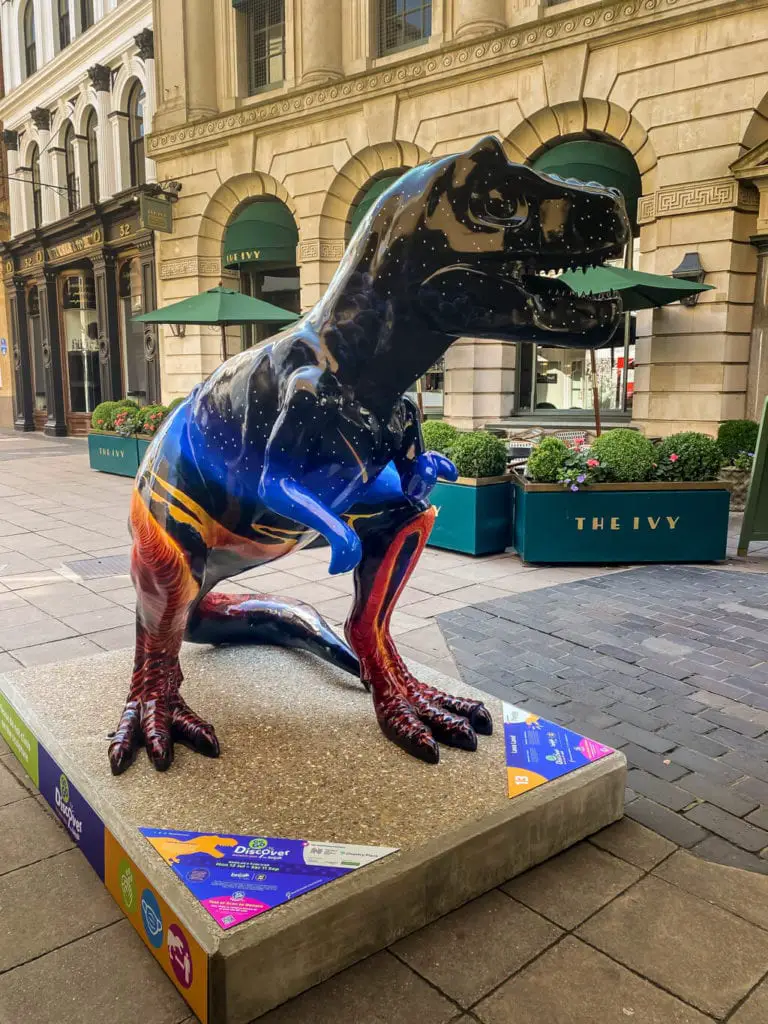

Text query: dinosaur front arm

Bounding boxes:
[393,396,458,502]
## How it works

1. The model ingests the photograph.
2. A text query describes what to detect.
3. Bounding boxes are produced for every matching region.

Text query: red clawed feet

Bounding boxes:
[108,675,220,775]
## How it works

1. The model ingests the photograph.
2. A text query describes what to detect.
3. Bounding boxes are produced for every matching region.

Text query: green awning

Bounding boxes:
[532,140,642,226]
[349,174,404,236]
[223,201,298,270]
[134,287,300,325]
[560,265,713,311]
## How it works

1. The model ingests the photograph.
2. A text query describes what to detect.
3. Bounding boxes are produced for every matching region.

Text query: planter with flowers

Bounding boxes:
[88,400,169,477]
[423,424,512,556]
[717,419,758,512]
[513,429,730,564]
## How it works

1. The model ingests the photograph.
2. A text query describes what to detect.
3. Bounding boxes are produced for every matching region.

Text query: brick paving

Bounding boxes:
[438,565,768,873]
[3,429,768,1021]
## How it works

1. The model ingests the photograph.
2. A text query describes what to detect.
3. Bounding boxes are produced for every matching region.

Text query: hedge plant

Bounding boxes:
[525,436,569,482]
[450,430,507,478]
[717,419,758,463]
[656,431,722,481]
[422,420,460,455]
[589,428,656,482]
[138,405,168,437]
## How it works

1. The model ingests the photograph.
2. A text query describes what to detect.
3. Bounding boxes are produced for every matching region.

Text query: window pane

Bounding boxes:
[63,274,101,414]
[244,0,285,93]
[379,0,431,55]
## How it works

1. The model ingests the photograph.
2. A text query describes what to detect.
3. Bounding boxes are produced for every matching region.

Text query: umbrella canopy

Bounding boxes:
[133,286,301,326]
[559,265,713,310]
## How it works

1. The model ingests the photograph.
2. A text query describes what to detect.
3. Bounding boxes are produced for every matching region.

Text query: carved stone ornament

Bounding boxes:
[134,28,154,60]
[88,64,112,92]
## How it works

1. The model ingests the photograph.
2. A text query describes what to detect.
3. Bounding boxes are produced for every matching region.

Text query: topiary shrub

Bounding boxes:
[113,407,142,437]
[656,431,723,481]
[91,401,121,432]
[116,398,139,409]
[166,396,188,413]
[450,430,508,478]
[589,428,656,482]
[138,404,168,437]
[525,436,569,482]
[717,419,758,463]
[422,420,460,455]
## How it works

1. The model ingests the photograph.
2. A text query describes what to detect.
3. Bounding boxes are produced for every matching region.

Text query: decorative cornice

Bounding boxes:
[134,28,154,61]
[160,256,222,280]
[298,239,345,262]
[148,0,737,159]
[637,178,759,224]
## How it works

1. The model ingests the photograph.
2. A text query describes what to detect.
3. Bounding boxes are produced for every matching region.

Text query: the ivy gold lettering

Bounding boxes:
[592,517,604,531]
[610,517,620,531]
[576,517,586,531]
[666,516,679,530]
[647,517,660,530]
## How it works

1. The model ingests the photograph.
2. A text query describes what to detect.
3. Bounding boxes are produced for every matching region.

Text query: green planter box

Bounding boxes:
[137,437,152,463]
[512,473,730,564]
[428,476,512,556]
[88,433,140,478]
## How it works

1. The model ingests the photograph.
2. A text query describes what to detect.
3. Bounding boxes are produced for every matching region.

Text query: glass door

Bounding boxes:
[61,271,101,414]
[118,257,147,403]
[26,286,47,414]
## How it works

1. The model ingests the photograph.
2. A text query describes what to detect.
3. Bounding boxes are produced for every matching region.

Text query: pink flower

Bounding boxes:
[669,453,679,462]
[586,458,599,468]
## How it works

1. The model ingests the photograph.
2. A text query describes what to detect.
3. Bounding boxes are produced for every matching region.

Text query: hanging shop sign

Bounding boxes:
[139,195,174,234]
[47,229,103,261]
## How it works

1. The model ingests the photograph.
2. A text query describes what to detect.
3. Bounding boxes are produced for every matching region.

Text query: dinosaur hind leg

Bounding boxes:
[109,493,219,776]
[186,593,360,679]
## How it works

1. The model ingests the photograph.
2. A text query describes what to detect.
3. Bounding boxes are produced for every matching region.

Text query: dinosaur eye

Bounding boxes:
[470,188,528,226]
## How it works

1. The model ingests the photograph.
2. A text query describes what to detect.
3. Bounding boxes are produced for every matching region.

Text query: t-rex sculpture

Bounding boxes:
[109,135,629,775]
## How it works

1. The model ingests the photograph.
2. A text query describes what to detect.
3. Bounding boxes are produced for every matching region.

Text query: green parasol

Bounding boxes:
[560,265,713,310]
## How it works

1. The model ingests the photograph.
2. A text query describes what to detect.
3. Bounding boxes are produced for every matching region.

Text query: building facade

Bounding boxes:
[148,0,768,437]
[0,0,162,435]
[0,41,12,428]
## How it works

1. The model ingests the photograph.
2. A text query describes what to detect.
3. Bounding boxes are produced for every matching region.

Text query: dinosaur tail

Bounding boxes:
[185,592,360,679]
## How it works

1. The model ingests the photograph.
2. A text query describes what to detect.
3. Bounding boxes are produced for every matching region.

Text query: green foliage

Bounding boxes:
[732,451,754,473]
[422,420,460,455]
[166,396,188,413]
[717,419,758,463]
[525,436,569,482]
[589,429,656,482]
[138,405,168,437]
[656,431,723,482]
[116,398,139,409]
[91,401,121,432]
[450,430,508,478]
[113,407,142,437]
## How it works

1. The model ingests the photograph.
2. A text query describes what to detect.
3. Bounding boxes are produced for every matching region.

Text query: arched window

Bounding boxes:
[85,109,99,204]
[63,122,78,213]
[80,0,94,31]
[30,145,42,228]
[128,81,146,187]
[23,0,37,77]
[58,0,71,49]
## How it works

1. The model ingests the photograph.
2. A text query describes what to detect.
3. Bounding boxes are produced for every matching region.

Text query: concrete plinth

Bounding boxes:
[0,646,625,1023]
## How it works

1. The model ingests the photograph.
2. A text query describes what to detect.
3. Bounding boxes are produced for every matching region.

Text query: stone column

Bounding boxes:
[7,278,34,431]
[3,131,22,237]
[16,165,35,235]
[48,147,69,221]
[453,0,506,40]
[301,0,343,85]
[184,0,218,120]
[135,30,157,183]
[34,270,68,436]
[31,109,55,225]
[88,64,116,201]
[92,253,122,400]
[72,135,91,207]
[109,111,130,193]
[138,235,161,404]
[443,338,516,428]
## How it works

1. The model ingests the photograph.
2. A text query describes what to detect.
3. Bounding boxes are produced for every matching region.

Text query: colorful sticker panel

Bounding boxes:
[503,702,614,798]
[37,745,105,879]
[140,828,398,930]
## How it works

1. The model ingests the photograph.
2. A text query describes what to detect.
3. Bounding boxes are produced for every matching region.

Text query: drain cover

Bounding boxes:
[64,555,131,580]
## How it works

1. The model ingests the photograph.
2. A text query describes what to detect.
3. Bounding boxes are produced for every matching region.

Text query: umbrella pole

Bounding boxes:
[416,377,424,419]
[590,349,602,437]
[221,324,227,363]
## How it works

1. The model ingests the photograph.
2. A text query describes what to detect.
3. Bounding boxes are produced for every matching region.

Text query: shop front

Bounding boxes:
[3,196,159,435]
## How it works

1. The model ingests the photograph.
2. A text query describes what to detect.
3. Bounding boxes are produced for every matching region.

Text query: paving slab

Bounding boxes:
[0,797,73,876]
[0,758,26,807]
[500,841,642,928]
[474,936,714,1024]
[731,978,768,1024]
[654,849,768,931]
[587,817,676,870]
[577,875,768,1018]
[391,889,561,1007]
[0,645,624,1024]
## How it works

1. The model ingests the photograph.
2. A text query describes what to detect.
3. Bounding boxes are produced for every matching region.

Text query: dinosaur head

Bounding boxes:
[384,135,630,348]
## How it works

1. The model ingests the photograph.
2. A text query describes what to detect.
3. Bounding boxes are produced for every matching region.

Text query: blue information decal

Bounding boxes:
[503,703,614,798]
[37,745,105,879]
[140,828,397,930]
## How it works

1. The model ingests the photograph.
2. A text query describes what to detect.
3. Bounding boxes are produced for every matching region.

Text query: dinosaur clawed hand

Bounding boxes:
[372,663,492,764]
[108,680,220,775]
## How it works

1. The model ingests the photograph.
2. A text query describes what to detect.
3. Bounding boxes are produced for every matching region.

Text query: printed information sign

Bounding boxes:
[0,692,39,785]
[37,746,105,879]
[140,828,397,930]
[503,703,613,797]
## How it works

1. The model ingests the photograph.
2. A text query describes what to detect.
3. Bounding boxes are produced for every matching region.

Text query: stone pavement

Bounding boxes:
[2,428,768,1023]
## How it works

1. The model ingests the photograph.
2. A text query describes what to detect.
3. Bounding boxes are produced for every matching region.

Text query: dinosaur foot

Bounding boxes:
[108,690,220,776]
[373,674,493,765]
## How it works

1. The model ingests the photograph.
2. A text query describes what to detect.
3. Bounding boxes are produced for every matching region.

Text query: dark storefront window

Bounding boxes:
[58,0,71,49]
[81,0,94,31]
[26,287,47,413]
[30,145,42,228]
[85,109,99,204]
[240,0,285,94]
[239,266,300,352]
[61,272,101,414]
[378,0,432,56]
[128,82,146,187]
[63,122,78,213]
[23,0,36,77]
[119,258,147,401]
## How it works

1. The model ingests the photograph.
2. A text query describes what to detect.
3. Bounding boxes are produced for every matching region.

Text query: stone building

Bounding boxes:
[0,45,12,430]
[146,0,768,437]
[0,0,164,435]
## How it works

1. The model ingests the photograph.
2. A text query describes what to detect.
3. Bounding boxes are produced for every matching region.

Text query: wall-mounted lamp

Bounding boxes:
[168,323,186,338]
[671,252,706,307]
